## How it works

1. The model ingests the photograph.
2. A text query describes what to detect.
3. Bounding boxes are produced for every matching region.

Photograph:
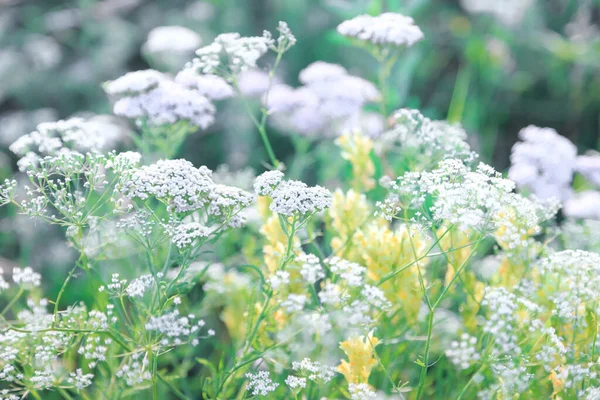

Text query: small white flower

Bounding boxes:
[337,13,424,47]
[245,371,279,397]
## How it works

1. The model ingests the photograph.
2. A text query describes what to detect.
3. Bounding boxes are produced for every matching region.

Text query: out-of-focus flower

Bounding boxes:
[143,26,202,55]
[266,62,380,138]
[460,0,535,26]
[576,153,600,187]
[508,125,577,201]
[337,13,423,47]
[563,191,600,220]
[142,26,202,71]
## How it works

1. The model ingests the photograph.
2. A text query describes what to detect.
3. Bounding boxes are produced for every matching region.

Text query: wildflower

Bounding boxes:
[112,80,216,129]
[282,294,307,313]
[446,333,481,370]
[336,132,376,191]
[254,170,284,196]
[460,0,534,26]
[125,274,155,297]
[67,369,94,391]
[119,159,213,213]
[291,358,336,382]
[9,118,110,171]
[116,353,151,386]
[337,332,379,384]
[508,125,577,201]
[327,257,366,286]
[268,271,290,290]
[175,68,234,100]
[575,153,600,187]
[285,375,306,390]
[170,222,211,249]
[361,285,391,310]
[297,253,324,284]
[337,13,424,47]
[191,32,274,75]
[104,69,167,96]
[12,267,41,287]
[266,62,380,137]
[563,191,600,220]
[142,26,201,55]
[268,179,332,217]
[348,383,377,399]
[245,371,279,397]
[0,269,9,291]
[145,309,207,347]
[377,108,475,168]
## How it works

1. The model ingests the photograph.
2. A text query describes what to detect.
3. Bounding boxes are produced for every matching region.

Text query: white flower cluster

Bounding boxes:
[337,12,424,47]
[106,70,216,129]
[284,375,306,390]
[282,293,307,313]
[124,274,156,297]
[191,32,273,75]
[12,267,41,287]
[291,358,336,383]
[245,371,279,397]
[207,184,254,227]
[114,81,215,129]
[255,171,331,217]
[78,335,111,368]
[377,108,475,167]
[508,125,577,201]
[538,250,600,322]
[267,61,380,137]
[67,369,94,391]
[9,118,109,171]
[268,270,290,289]
[481,287,540,355]
[170,222,211,249]
[145,310,209,347]
[116,353,151,387]
[297,253,325,284]
[175,68,233,100]
[143,26,202,55]
[326,257,366,287]
[348,383,377,400]
[385,159,558,247]
[254,170,284,196]
[478,362,534,399]
[119,159,209,212]
[104,70,166,96]
[575,153,600,187]
[445,333,480,370]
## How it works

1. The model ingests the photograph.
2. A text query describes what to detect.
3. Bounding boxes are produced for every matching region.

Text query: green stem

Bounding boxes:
[52,265,80,327]
[1,287,24,317]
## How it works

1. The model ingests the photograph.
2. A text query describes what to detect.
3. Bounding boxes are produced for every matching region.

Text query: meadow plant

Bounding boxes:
[1,14,600,400]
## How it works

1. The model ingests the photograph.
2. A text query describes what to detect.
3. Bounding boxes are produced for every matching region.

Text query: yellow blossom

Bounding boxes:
[337,333,379,384]
[335,131,376,191]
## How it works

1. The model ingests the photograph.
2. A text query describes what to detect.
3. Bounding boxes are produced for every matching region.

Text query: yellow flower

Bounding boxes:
[335,131,376,191]
[260,214,300,274]
[328,189,371,260]
[337,333,379,384]
[355,223,428,323]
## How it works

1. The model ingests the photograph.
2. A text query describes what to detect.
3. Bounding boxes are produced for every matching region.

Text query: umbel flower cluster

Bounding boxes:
[1,12,600,400]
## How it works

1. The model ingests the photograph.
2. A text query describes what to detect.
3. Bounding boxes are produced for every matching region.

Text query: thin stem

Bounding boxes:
[1,287,24,317]
[52,265,80,327]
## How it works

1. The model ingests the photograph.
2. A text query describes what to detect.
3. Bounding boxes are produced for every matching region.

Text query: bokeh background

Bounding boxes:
[0,0,599,292]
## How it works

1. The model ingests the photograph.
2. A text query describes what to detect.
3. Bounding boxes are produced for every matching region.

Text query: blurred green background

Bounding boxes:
[0,0,599,283]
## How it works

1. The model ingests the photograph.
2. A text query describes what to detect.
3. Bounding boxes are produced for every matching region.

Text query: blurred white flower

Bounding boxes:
[143,26,202,55]
[563,191,600,220]
[460,0,535,26]
[576,153,600,187]
[337,13,423,47]
[508,125,577,201]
